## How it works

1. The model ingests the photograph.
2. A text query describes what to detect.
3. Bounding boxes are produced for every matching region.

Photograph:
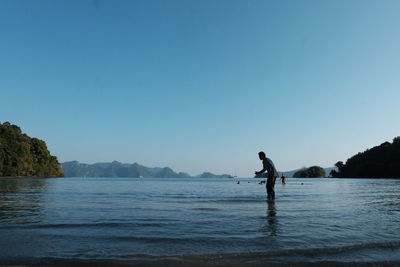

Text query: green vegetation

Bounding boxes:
[0,122,64,177]
[293,166,325,178]
[330,137,400,178]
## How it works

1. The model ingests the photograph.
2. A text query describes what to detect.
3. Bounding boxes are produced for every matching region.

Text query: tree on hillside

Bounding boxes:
[0,122,64,177]
[333,137,400,178]
[335,161,344,171]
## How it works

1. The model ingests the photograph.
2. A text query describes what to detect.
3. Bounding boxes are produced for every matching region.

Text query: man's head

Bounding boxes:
[258,151,266,160]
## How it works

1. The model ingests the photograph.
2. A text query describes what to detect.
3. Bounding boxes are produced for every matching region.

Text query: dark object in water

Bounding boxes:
[280,174,286,184]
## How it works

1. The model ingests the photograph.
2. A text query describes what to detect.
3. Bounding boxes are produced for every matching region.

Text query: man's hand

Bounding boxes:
[255,171,259,176]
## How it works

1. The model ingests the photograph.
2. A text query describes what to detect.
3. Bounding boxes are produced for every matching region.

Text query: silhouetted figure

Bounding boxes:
[280,173,286,184]
[255,151,277,200]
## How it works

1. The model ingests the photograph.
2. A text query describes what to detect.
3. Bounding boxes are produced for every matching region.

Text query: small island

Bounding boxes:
[0,122,64,178]
[293,166,326,178]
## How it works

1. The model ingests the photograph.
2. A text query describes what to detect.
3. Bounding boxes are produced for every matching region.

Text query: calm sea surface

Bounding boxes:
[1,177,399,266]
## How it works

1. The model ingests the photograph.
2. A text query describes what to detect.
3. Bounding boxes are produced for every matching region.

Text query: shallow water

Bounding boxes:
[0,177,399,265]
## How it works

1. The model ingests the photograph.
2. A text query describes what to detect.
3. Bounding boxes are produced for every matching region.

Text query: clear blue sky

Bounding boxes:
[1,0,400,177]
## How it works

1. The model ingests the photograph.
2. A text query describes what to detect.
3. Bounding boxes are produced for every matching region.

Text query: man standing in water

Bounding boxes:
[280,173,286,184]
[255,151,277,200]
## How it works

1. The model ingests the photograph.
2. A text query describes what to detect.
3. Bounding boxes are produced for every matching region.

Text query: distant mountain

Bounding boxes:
[61,161,232,178]
[196,172,233,178]
[324,167,337,177]
[280,167,336,178]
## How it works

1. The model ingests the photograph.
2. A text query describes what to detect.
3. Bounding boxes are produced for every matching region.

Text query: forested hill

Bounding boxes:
[331,137,400,178]
[293,166,326,178]
[0,122,64,177]
[61,161,233,178]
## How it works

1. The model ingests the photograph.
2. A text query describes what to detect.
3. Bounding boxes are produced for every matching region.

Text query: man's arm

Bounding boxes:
[255,168,266,176]
[255,161,269,175]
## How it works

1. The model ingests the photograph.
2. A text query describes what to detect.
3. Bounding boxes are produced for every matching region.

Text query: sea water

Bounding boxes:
[0,177,399,265]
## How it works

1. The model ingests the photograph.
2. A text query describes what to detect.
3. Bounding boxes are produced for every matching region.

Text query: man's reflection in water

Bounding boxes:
[265,200,278,236]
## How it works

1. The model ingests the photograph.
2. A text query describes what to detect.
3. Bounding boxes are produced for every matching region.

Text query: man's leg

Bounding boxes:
[268,174,276,200]
[271,184,275,199]
[266,178,273,200]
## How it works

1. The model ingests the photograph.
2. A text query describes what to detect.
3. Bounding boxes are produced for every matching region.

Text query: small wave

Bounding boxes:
[192,207,219,211]
[96,236,231,245]
[0,222,166,230]
[197,199,265,203]
[2,245,400,267]
[182,241,400,263]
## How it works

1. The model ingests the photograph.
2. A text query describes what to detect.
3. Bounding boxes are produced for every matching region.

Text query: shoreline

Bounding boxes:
[1,256,399,267]
[2,177,398,180]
